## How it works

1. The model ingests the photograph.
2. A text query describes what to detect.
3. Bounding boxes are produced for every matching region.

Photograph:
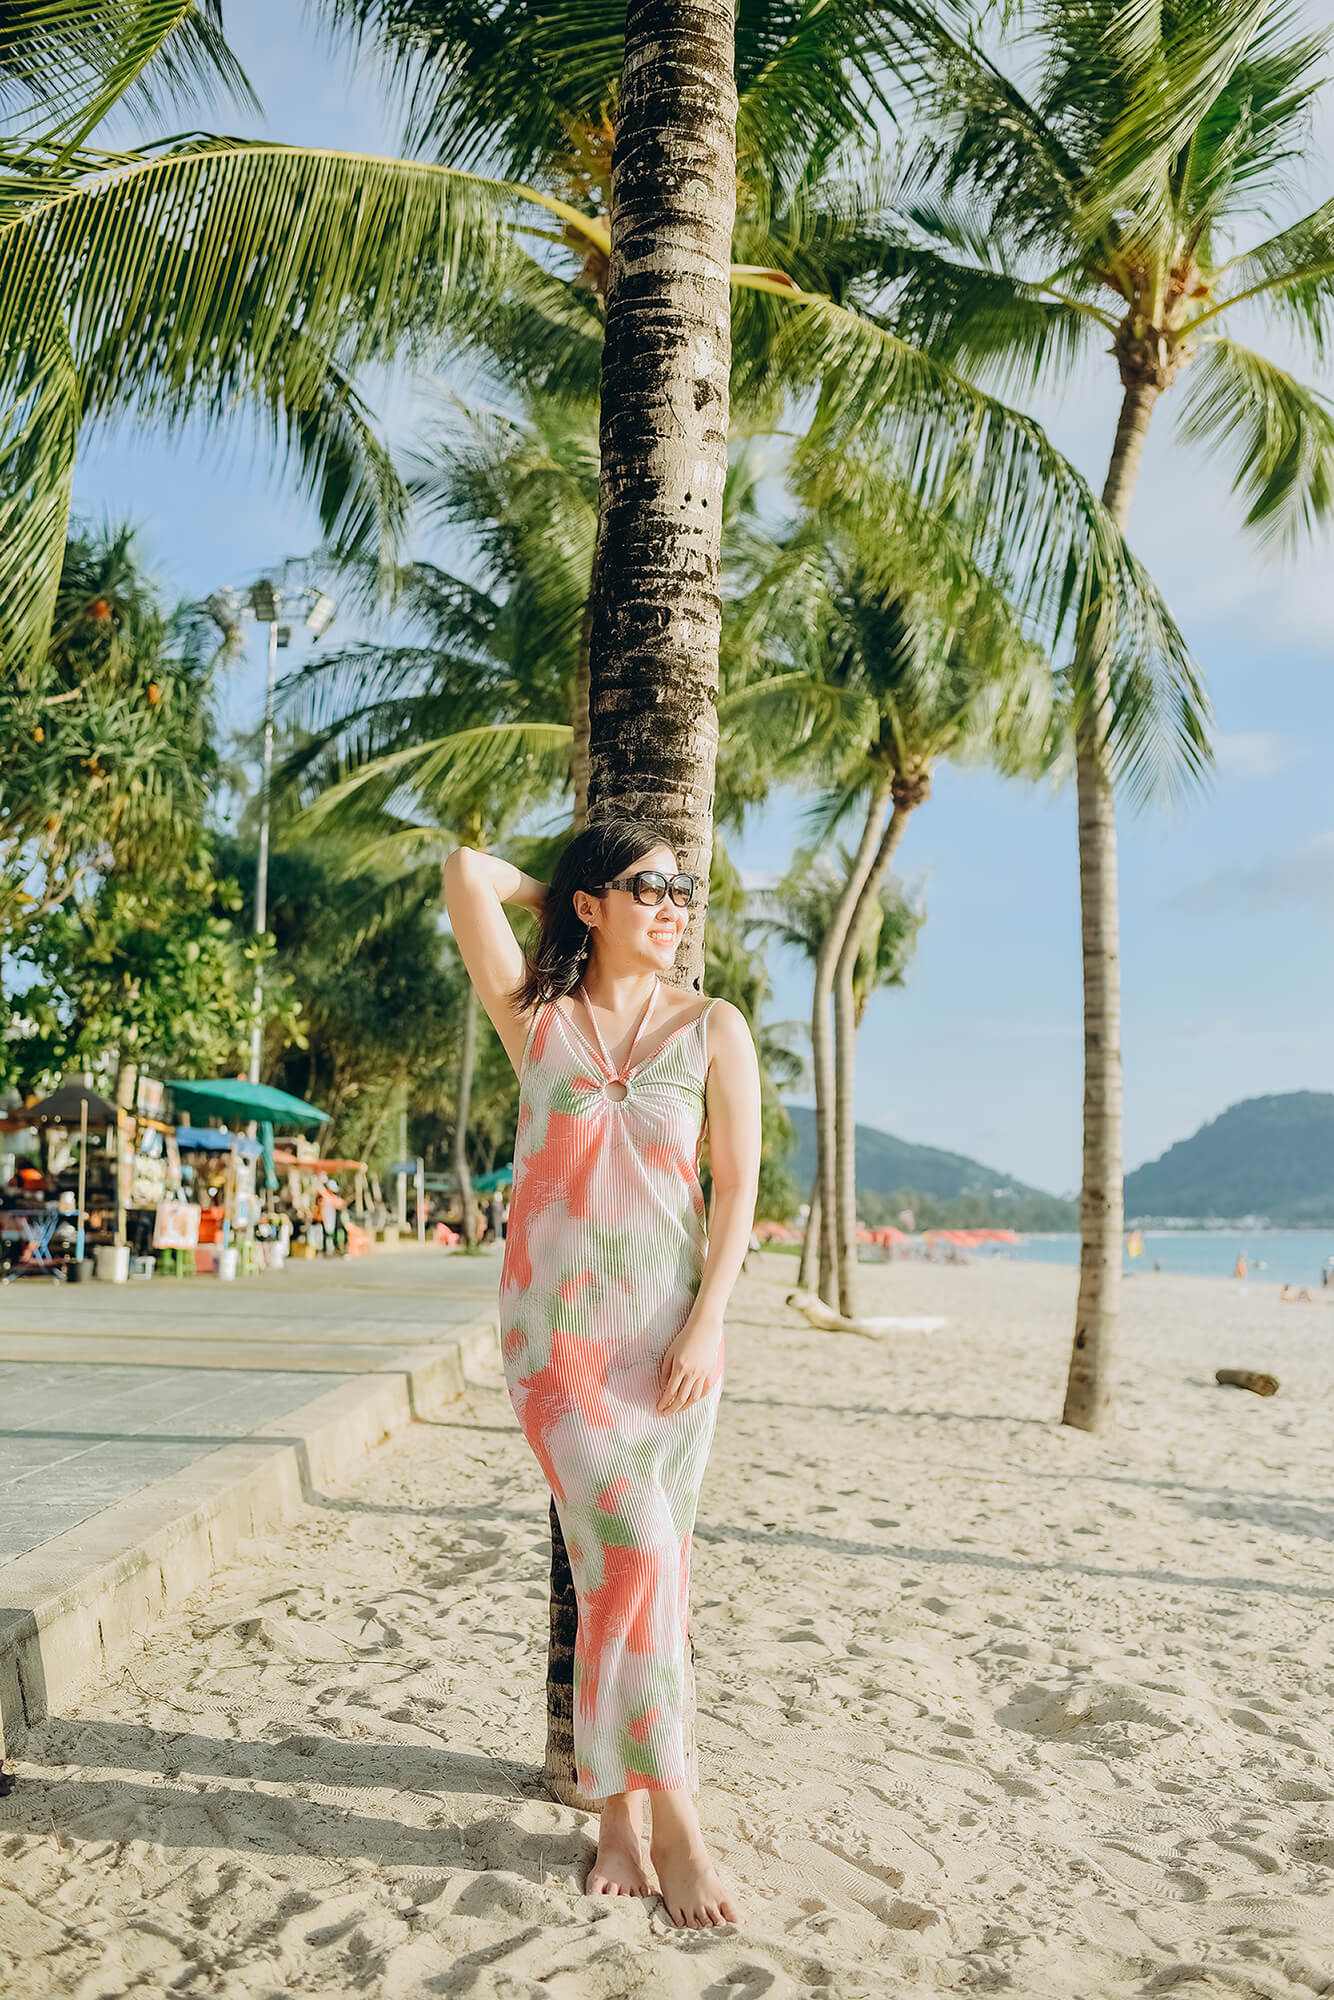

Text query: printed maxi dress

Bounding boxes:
[498,983,721,1800]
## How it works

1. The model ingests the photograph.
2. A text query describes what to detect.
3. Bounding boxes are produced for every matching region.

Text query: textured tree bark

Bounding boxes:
[572,565,595,830]
[452,980,478,1249]
[813,777,891,1304]
[584,0,738,993]
[1062,377,1159,1433]
[832,777,925,1317]
[546,0,739,1808]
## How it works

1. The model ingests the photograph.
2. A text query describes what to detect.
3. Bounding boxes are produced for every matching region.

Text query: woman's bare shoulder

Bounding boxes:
[701,997,752,1041]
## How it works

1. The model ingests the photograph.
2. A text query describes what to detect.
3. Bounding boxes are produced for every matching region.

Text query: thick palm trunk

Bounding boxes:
[584,0,737,992]
[1062,378,1159,1433]
[547,0,738,1808]
[813,777,891,1303]
[452,982,478,1248]
[572,571,595,829]
[832,781,924,1316]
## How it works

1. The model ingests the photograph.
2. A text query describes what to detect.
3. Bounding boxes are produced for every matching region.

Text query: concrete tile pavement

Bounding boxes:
[0,1249,501,1756]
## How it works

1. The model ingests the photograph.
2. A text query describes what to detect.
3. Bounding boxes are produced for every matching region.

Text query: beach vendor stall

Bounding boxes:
[169,1078,328,1275]
[0,1083,120,1281]
[272,1148,374,1256]
[170,1126,262,1274]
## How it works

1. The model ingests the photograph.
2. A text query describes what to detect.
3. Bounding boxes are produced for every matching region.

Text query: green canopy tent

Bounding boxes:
[169,1080,329,1191]
[474,1166,514,1193]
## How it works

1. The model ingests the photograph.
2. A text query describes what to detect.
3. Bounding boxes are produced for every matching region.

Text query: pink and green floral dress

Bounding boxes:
[498,983,720,1799]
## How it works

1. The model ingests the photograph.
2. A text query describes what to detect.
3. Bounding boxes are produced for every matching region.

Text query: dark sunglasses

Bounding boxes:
[598,869,698,908]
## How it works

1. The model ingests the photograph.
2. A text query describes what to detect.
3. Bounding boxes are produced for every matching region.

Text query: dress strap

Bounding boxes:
[578,980,658,1080]
[698,997,718,1077]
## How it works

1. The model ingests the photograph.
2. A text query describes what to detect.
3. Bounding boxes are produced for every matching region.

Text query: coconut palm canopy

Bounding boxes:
[3,0,1210,799]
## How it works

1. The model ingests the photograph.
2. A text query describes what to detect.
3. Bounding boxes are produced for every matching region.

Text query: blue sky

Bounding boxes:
[72,4,1334,1194]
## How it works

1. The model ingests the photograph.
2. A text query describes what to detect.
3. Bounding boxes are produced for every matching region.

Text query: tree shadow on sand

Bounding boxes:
[8,1721,592,1877]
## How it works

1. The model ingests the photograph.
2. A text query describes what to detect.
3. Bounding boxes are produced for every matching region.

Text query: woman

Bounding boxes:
[443,814,761,1929]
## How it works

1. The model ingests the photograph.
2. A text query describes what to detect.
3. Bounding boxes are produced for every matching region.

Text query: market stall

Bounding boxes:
[271,1148,376,1256]
[169,1077,329,1271]
[0,1084,120,1282]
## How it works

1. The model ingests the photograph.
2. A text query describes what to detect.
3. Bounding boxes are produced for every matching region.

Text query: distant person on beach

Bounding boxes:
[1234,1254,1248,1280]
[1280,1285,1315,1303]
[444,816,760,1930]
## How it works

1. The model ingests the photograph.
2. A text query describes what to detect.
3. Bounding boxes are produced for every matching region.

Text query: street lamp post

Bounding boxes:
[250,605,279,1084]
[204,573,337,1084]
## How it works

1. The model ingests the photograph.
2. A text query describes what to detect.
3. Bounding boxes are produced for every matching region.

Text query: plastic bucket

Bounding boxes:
[94,1244,129,1284]
[215,1246,238,1281]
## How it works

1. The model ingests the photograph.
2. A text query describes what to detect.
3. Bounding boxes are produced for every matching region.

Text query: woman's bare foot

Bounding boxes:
[585,1790,657,1898]
[649,1790,744,1928]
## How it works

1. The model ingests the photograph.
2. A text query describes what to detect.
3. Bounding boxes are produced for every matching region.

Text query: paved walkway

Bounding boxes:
[0,1251,501,1569]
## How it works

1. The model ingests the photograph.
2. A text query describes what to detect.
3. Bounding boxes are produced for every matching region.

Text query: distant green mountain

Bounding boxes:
[786,1105,1077,1229]
[1125,1091,1334,1226]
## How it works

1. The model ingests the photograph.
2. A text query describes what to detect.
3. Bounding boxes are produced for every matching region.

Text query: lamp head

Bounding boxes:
[304,592,337,639]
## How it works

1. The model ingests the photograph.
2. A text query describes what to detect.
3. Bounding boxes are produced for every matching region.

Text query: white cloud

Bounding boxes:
[1213,731,1293,780]
[1169,831,1334,917]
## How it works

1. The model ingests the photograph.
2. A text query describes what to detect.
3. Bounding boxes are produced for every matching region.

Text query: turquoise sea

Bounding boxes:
[1008,1228,1334,1289]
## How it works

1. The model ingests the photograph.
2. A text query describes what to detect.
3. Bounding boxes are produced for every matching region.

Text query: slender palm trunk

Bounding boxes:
[813,777,891,1303]
[547,0,738,1807]
[797,1171,819,1291]
[452,982,478,1249]
[1062,378,1159,1433]
[584,0,737,992]
[832,781,924,1316]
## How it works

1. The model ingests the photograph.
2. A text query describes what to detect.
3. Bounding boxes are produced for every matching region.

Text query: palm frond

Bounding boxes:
[1203,194,1334,358]
[0,0,255,148]
[1085,0,1326,241]
[777,294,1144,643]
[0,292,80,662]
[0,140,523,656]
[290,719,572,844]
[1176,334,1334,547]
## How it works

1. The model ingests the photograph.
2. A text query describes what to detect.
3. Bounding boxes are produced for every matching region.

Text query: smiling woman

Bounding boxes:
[442,817,761,1928]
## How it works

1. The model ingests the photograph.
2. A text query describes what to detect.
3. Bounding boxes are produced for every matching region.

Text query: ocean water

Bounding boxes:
[1007,1229,1334,1289]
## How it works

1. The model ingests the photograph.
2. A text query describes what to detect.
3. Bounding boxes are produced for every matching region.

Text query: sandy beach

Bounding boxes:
[3,1251,1333,1997]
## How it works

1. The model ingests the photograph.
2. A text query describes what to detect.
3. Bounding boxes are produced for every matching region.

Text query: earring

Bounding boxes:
[576,926,591,964]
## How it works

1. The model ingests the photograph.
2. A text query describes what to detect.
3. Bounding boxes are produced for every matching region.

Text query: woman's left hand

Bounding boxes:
[656,1312,723,1414]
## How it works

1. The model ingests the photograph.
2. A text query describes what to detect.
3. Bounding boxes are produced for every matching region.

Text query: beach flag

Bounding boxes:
[1126,1229,1143,1258]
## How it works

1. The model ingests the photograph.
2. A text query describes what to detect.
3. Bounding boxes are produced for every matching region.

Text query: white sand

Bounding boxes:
[4,1252,1334,1998]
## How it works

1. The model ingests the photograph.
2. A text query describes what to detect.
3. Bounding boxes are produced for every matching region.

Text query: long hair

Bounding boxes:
[513,812,678,1010]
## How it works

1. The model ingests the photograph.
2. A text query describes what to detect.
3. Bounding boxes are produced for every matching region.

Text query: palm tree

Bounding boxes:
[579,0,738,989]
[276,537,574,1251]
[756,848,921,1291]
[732,470,1056,1311]
[4,0,1174,711]
[876,0,1331,1427]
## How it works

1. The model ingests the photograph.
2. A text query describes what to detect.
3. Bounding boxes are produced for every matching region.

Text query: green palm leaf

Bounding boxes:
[291,719,572,845]
[0,139,524,659]
[1177,335,1334,546]
[1205,195,1334,354]
[0,0,254,149]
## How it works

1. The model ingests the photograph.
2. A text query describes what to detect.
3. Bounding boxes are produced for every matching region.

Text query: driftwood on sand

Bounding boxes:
[787,1289,948,1338]
[1215,1368,1279,1397]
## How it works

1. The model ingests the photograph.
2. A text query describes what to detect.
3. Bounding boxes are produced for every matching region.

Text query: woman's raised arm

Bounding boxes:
[442,848,547,1076]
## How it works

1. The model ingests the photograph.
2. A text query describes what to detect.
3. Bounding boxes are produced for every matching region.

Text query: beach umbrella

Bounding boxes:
[169,1078,328,1127]
[27,1083,119,1126]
